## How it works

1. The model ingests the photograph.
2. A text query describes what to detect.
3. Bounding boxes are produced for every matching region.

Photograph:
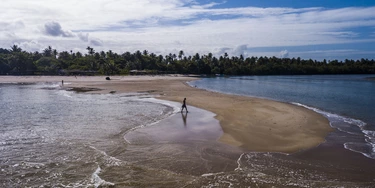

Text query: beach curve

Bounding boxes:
[0,75,333,153]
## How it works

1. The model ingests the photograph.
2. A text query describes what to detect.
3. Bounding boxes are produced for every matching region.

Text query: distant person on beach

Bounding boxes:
[181,98,188,113]
[61,80,64,86]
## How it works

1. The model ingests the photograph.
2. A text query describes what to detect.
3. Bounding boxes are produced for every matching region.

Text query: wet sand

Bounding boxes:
[0,75,332,153]
[2,75,374,187]
[292,130,375,183]
[123,102,243,176]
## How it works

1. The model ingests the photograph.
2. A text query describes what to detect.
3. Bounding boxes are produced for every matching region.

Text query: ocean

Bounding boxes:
[0,82,177,187]
[190,75,375,160]
[1,76,375,187]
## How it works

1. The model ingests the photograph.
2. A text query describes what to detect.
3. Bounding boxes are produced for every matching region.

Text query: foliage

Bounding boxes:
[0,45,374,75]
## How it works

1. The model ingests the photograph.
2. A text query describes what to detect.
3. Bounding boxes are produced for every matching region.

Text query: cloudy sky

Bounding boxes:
[1,0,375,60]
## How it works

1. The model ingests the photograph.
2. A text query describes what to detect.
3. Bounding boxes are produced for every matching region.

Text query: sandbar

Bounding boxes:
[0,75,333,153]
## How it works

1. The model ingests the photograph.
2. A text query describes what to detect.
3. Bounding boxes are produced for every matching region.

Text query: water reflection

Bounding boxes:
[181,111,187,127]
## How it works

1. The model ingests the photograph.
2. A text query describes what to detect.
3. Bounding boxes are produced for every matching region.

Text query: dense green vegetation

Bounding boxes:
[0,45,374,75]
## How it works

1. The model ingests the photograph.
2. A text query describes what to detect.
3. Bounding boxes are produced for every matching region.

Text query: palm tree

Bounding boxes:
[53,49,58,59]
[86,46,95,56]
[207,53,213,61]
[178,50,184,60]
[58,51,71,60]
[76,52,83,58]
[100,51,106,59]
[10,45,22,53]
[143,50,148,56]
[43,46,52,57]
[135,50,142,59]
[107,50,114,59]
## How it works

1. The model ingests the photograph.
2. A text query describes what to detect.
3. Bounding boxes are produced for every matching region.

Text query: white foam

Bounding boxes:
[235,153,245,171]
[89,146,124,167]
[201,172,225,177]
[292,102,367,129]
[363,130,375,138]
[344,142,375,159]
[293,102,375,160]
[57,90,73,98]
[37,82,61,89]
[123,98,182,144]
[140,98,181,114]
[91,165,115,188]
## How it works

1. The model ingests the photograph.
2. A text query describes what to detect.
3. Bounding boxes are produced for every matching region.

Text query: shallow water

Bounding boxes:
[1,81,375,187]
[191,75,375,160]
[0,83,244,187]
[0,83,176,187]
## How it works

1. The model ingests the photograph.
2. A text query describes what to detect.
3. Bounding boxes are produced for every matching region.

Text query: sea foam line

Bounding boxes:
[89,146,124,166]
[235,153,245,171]
[91,165,115,188]
[123,98,181,144]
[344,142,375,159]
[293,102,375,160]
[292,102,367,128]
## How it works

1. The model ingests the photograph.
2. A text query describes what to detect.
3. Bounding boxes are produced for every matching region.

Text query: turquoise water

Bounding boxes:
[191,75,375,159]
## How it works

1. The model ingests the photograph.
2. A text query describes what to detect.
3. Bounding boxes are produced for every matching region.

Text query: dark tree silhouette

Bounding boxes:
[0,46,374,75]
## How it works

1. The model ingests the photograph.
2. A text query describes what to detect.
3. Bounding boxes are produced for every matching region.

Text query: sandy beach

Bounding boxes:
[0,75,332,153]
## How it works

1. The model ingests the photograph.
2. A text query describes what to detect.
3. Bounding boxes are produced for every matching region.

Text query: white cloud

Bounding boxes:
[216,47,231,57]
[44,21,74,37]
[16,40,44,52]
[78,32,89,42]
[90,38,103,46]
[0,0,375,59]
[0,20,25,31]
[232,45,248,57]
[279,50,289,58]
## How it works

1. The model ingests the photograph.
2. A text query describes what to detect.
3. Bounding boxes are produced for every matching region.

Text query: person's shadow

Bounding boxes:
[181,111,188,127]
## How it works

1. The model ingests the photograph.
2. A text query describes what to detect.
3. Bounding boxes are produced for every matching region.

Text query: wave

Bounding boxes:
[53,89,178,146]
[36,82,62,89]
[89,146,124,167]
[57,90,74,98]
[122,98,179,144]
[344,142,375,159]
[141,98,181,114]
[292,102,367,129]
[91,165,115,188]
[292,102,375,160]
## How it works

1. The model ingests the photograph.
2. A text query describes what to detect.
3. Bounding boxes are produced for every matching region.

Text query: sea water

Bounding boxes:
[2,77,375,187]
[190,75,375,160]
[0,82,175,187]
[0,82,242,187]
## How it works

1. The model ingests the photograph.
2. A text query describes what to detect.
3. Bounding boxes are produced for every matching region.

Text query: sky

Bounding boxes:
[1,0,375,60]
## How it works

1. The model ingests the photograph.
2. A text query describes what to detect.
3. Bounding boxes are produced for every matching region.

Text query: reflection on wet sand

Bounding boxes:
[121,102,375,187]
[123,104,243,176]
[181,111,187,127]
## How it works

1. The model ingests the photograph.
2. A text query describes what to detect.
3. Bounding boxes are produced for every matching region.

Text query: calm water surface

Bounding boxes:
[191,75,375,159]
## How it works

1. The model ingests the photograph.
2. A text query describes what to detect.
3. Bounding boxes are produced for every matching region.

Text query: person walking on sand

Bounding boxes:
[181,98,188,113]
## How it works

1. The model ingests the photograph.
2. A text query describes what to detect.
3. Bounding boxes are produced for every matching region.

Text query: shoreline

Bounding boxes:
[0,75,333,153]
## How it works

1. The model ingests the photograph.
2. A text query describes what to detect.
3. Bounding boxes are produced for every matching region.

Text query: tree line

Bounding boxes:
[0,45,374,75]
